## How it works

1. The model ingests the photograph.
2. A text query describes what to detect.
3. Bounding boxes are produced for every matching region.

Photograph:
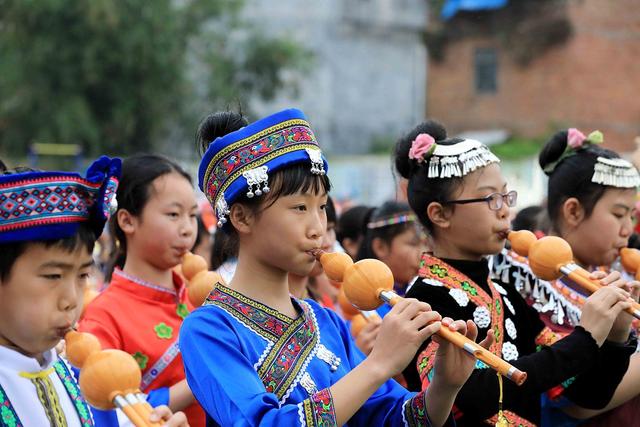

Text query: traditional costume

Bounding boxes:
[181,108,452,426]
[79,268,204,425]
[0,157,122,426]
[491,132,640,426]
[399,139,635,426]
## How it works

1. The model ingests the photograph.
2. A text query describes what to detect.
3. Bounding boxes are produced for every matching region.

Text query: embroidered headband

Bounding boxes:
[411,137,499,179]
[0,156,121,244]
[367,212,416,229]
[198,108,328,227]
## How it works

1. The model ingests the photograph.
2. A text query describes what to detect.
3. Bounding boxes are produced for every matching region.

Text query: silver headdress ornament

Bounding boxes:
[242,165,270,198]
[592,157,640,188]
[305,148,326,175]
[426,139,500,179]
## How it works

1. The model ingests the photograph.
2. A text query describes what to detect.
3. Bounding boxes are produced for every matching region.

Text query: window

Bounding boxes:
[474,48,498,94]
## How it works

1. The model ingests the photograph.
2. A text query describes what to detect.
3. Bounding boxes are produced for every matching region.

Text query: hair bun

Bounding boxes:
[539,130,569,176]
[395,119,447,179]
[197,111,248,155]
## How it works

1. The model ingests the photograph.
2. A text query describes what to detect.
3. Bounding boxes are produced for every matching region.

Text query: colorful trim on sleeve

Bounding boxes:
[297,388,336,427]
[402,392,433,427]
[0,384,23,427]
[416,341,439,390]
[535,326,566,349]
[53,360,94,427]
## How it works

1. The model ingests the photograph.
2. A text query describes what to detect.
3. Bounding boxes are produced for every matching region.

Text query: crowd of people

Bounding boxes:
[1,108,640,426]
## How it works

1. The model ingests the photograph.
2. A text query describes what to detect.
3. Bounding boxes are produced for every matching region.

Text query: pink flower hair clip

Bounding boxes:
[408,133,437,163]
[567,128,586,149]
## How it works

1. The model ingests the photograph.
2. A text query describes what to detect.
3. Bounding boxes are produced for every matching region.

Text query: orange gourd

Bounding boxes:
[182,252,208,281]
[188,270,222,306]
[318,251,353,282]
[65,330,102,368]
[508,230,538,257]
[342,259,394,311]
[79,349,142,410]
[527,236,574,281]
[350,314,368,337]
[620,247,640,276]
[337,285,359,319]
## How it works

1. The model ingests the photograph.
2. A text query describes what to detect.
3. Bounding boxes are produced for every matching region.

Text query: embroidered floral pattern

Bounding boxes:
[416,342,439,389]
[418,254,508,385]
[205,284,290,342]
[176,303,189,320]
[53,360,93,427]
[206,284,326,402]
[203,120,319,205]
[257,308,318,400]
[535,326,565,348]
[299,388,336,427]
[420,254,505,352]
[154,323,173,339]
[0,385,21,427]
[133,352,149,370]
[403,392,432,427]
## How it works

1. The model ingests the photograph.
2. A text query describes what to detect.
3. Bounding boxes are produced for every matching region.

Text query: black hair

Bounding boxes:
[0,165,95,281]
[335,205,375,246]
[197,111,331,236]
[210,229,239,271]
[109,154,193,271]
[511,205,545,232]
[394,119,465,234]
[326,196,336,224]
[192,214,210,252]
[539,129,621,231]
[356,201,415,261]
[628,233,640,250]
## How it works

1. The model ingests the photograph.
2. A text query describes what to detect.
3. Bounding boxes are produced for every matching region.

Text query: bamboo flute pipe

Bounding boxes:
[508,231,640,320]
[113,394,149,427]
[313,251,527,386]
[124,392,162,427]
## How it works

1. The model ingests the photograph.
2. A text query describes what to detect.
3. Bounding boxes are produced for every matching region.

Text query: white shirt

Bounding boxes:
[0,346,83,427]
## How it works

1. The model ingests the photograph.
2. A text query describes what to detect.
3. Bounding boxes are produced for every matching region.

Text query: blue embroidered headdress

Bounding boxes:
[198,108,328,227]
[0,156,121,243]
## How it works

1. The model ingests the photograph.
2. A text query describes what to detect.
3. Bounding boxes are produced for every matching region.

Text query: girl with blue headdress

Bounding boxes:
[179,109,491,426]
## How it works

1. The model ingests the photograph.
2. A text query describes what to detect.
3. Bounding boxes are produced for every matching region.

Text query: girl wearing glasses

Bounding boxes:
[493,128,640,426]
[394,119,635,426]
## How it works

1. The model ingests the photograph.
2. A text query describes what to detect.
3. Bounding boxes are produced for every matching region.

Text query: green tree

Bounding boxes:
[0,0,310,160]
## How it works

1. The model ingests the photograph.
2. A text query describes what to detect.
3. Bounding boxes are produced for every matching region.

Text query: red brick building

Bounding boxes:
[426,0,640,152]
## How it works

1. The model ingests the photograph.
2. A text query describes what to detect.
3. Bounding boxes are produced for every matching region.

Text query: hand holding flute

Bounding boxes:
[509,230,640,320]
[313,250,528,386]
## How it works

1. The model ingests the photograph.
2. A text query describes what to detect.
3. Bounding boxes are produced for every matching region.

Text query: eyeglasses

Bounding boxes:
[442,190,518,211]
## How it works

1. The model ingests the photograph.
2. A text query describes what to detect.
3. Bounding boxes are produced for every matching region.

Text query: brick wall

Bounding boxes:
[427,0,640,152]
